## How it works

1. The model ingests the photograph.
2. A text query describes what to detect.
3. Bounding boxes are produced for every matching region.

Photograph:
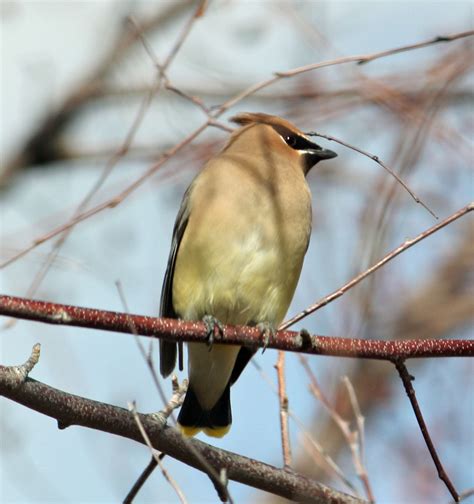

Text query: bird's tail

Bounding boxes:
[177,383,232,438]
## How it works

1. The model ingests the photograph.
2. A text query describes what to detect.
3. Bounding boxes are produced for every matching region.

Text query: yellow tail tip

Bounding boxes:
[203,425,231,438]
[178,424,201,437]
[178,423,231,438]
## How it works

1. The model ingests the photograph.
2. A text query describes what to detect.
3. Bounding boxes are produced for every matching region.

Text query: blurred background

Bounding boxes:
[1,1,473,503]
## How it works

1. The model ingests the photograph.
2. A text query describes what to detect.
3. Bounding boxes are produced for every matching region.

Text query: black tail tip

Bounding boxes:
[178,384,232,438]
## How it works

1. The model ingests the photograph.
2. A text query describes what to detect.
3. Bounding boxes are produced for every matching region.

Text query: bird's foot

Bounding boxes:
[298,328,314,349]
[202,315,225,349]
[257,322,276,354]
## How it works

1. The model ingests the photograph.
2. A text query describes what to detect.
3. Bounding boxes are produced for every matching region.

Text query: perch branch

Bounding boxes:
[0,293,473,360]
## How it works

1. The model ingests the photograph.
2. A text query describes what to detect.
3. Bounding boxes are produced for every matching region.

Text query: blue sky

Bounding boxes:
[1,1,473,503]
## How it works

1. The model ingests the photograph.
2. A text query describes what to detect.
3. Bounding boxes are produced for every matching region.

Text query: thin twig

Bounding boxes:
[275,30,474,77]
[280,202,473,330]
[275,351,292,468]
[215,30,474,113]
[300,356,374,501]
[162,0,208,70]
[0,122,209,270]
[3,32,472,268]
[117,281,231,503]
[2,2,206,307]
[165,84,234,132]
[251,360,358,494]
[306,131,438,218]
[128,402,188,504]
[394,360,460,502]
[116,281,169,410]
[127,17,164,69]
[300,427,359,496]
[342,377,375,503]
[123,456,159,504]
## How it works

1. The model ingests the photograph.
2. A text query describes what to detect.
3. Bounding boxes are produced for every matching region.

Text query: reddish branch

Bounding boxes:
[1,294,473,360]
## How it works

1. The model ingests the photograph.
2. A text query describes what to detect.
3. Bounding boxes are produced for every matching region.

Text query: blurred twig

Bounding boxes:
[251,359,359,495]
[280,202,472,330]
[127,400,188,504]
[394,361,459,502]
[342,377,374,503]
[275,30,474,77]
[353,48,472,329]
[0,122,209,270]
[0,1,197,183]
[2,30,472,272]
[275,351,292,468]
[116,281,169,410]
[295,232,473,491]
[2,1,207,331]
[300,357,375,502]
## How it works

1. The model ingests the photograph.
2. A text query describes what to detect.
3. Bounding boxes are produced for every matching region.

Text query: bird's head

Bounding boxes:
[228,112,337,174]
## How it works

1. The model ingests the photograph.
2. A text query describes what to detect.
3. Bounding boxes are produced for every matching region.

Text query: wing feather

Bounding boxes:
[159,185,193,378]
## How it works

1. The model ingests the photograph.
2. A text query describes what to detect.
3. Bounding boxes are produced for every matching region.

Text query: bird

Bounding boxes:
[159,112,337,438]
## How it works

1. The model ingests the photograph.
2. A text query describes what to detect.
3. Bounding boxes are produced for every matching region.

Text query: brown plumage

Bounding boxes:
[160,113,337,437]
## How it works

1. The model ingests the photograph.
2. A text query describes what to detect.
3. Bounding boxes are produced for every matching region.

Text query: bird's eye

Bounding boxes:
[285,135,297,148]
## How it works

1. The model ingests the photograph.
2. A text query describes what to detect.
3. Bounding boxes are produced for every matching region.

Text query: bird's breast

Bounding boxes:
[172,159,312,326]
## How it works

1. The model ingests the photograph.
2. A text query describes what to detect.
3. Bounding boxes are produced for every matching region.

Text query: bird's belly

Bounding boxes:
[174,229,305,327]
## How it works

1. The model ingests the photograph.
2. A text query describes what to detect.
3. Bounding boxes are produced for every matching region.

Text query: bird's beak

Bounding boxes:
[306,142,337,161]
[302,139,337,172]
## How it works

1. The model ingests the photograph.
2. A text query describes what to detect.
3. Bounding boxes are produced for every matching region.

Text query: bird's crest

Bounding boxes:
[230,112,305,137]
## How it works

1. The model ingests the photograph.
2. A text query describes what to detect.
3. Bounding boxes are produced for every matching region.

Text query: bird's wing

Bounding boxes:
[159,184,193,378]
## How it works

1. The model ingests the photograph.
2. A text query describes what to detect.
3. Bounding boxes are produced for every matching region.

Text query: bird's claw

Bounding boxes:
[257,322,276,354]
[298,328,314,349]
[202,315,225,350]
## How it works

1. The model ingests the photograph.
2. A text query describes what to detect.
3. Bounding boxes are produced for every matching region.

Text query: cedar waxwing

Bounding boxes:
[160,112,337,437]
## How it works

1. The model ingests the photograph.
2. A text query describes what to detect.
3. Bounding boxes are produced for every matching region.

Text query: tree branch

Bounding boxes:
[0,352,363,504]
[1,294,473,360]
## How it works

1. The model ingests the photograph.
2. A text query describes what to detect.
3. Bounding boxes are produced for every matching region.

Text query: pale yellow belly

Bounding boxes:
[173,233,303,327]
